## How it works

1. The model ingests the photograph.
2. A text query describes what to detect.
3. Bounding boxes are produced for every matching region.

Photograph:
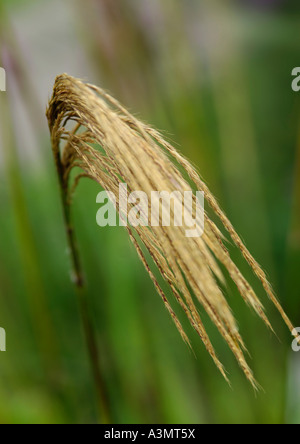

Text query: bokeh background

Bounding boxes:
[0,0,299,424]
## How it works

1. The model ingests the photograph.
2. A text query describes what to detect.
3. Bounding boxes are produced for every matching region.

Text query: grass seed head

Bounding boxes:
[47,74,296,389]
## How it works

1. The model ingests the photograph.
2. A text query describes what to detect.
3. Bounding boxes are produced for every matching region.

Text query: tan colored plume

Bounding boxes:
[46,74,296,389]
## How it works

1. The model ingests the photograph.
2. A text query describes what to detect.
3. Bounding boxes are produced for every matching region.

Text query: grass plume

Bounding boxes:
[46,74,296,390]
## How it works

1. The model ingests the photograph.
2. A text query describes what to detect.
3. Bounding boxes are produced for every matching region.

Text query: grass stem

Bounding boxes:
[56,155,112,424]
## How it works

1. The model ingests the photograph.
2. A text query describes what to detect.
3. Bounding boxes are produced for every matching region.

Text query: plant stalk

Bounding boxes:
[55,156,112,424]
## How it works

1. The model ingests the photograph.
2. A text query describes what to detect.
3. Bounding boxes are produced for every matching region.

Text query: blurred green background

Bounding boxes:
[0,0,300,424]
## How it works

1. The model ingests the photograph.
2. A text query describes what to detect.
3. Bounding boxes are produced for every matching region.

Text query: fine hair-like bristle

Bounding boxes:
[46,74,296,389]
